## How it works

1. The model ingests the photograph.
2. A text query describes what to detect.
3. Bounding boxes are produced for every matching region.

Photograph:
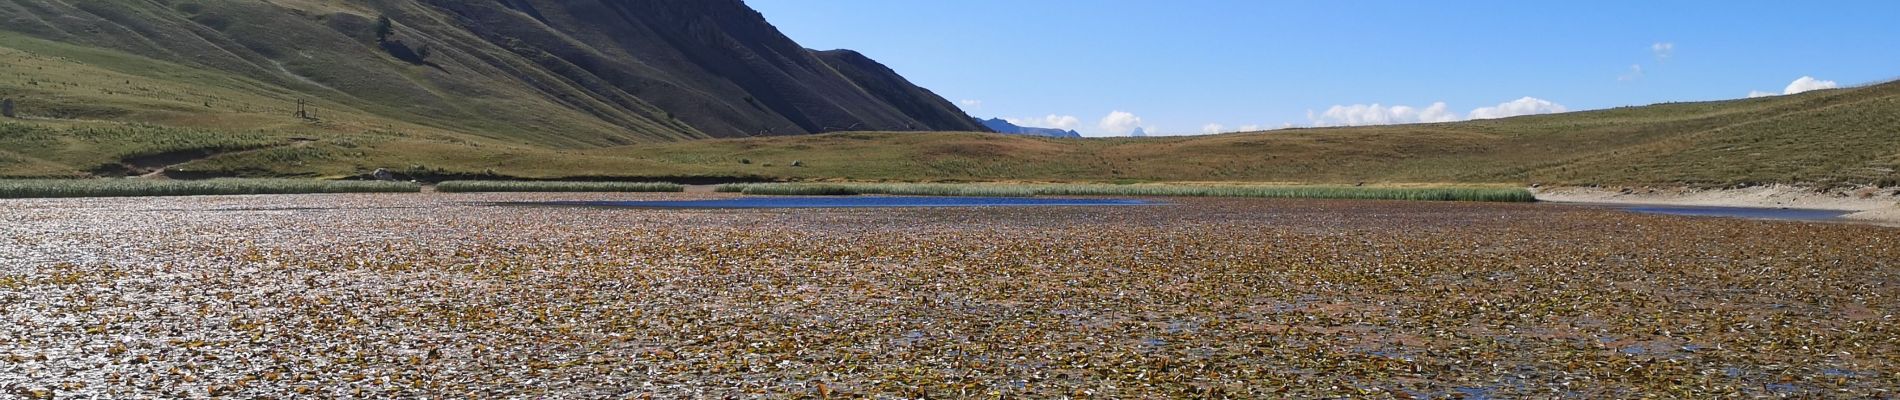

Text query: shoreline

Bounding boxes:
[1533,185,1900,225]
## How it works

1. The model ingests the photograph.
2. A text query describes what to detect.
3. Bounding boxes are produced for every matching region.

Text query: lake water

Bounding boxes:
[513,196,1156,209]
[1614,205,1850,222]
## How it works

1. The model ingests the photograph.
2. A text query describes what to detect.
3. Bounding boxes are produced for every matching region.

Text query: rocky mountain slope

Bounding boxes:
[0,0,985,148]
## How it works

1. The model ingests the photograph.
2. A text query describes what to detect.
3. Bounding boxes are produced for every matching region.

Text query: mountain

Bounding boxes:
[0,1,1894,187]
[977,118,1082,138]
[1128,127,1149,137]
[0,0,985,148]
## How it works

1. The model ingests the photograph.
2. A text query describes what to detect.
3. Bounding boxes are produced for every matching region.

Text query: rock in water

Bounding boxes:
[372,168,396,181]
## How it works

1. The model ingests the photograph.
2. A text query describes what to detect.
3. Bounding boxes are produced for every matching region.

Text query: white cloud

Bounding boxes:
[1652,42,1674,60]
[958,99,983,110]
[1201,123,1226,134]
[1098,111,1145,135]
[1005,114,1081,130]
[1468,97,1568,120]
[1308,102,1458,127]
[1619,64,1644,81]
[1307,97,1568,126]
[1745,76,1842,98]
[1783,76,1838,94]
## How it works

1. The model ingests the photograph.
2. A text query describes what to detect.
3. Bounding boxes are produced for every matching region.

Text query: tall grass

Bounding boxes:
[436,181,684,193]
[0,179,420,198]
[716,183,1535,202]
[720,183,857,196]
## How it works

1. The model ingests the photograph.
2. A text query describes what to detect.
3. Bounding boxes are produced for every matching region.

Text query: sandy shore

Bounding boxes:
[1534,185,1900,224]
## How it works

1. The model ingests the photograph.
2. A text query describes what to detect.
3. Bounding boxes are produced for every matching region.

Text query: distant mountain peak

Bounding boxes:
[977,118,1081,138]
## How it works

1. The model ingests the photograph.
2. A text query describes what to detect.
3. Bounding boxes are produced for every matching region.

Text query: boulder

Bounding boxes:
[371,168,396,181]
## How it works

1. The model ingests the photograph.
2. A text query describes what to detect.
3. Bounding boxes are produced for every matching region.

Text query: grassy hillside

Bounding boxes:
[2,77,1897,186]
[1,9,1895,187]
[575,82,1900,187]
[0,0,984,146]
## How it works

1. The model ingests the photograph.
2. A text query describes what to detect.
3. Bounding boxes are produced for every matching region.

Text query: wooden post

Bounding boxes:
[296,99,307,119]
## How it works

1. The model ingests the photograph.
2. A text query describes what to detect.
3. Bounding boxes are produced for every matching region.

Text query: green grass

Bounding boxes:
[4,24,1898,188]
[721,183,860,196]
[0,122,286,173]
[600,81,1900,188]
[718,183,1535,202]
[0,14,699,148]
[435,181,684,193]
[0,179,419,198]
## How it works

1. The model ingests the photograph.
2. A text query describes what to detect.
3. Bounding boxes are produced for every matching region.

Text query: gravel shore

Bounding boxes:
[3,193,1896,398]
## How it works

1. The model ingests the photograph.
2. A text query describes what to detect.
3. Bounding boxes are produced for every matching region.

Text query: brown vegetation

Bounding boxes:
[2,193,1894,397]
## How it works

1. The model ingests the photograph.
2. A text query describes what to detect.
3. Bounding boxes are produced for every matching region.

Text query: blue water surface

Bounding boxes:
[515,196,1156,209]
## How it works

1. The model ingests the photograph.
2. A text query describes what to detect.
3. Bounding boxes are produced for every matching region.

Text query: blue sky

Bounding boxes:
[746,1,1900,136]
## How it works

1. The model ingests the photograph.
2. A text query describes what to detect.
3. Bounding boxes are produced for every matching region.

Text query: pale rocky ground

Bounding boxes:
[1535,185,1900,225]
[3,193,1897,398]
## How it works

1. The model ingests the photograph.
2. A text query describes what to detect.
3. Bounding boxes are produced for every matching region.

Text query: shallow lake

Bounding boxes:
[1612,204,1850,222]
[511,196,1156,209]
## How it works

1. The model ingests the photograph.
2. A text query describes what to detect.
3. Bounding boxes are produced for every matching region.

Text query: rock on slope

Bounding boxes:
[0,0,986,146]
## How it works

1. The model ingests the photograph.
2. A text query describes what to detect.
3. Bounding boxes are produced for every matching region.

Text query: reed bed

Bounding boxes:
[0,179,419,198]
[435,181,684,193]
[717,182,1534,202]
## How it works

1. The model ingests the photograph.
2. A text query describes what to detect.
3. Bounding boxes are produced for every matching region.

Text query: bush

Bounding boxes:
[374,15,393,42]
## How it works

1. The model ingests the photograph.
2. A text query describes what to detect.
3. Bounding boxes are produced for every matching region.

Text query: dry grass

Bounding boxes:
[0,178,418,198]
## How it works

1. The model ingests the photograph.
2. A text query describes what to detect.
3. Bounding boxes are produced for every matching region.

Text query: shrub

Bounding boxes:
[374,15,393,42]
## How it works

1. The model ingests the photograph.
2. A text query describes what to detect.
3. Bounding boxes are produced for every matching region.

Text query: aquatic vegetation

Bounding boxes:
[0,194,1894,397]
[723,182,860,196]
[0,178,419,198]
[435,180,684,193]
[719,182,1535,202]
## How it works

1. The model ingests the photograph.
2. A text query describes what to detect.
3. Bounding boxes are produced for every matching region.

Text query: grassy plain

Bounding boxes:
[1,193,1894,397]
[5,31,1900,187]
